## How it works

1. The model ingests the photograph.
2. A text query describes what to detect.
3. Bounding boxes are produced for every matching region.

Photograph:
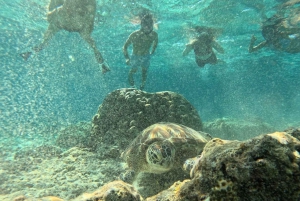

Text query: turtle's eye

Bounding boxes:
[154,155,161,164]
[161,145,172,158]
[147,146,162,164]
[149,150,161,164]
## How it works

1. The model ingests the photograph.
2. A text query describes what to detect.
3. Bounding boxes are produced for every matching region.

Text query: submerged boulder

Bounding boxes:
[191,129,300,200]
[12,195,64,201]
[73,180,143,201]
[55,122,92,149]
[90,88,202,149]
[145,180,202,201]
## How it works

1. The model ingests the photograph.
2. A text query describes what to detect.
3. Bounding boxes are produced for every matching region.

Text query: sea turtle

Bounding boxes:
[120,122,212,183]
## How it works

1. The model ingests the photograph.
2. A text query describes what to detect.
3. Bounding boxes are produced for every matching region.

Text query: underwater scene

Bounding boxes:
[1,0,300,200]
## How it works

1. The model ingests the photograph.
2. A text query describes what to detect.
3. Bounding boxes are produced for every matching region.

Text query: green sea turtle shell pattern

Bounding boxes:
[122,122,212,173]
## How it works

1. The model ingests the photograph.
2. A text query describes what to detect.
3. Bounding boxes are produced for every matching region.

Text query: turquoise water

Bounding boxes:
[1,0,300,199]
[1,1,300,133]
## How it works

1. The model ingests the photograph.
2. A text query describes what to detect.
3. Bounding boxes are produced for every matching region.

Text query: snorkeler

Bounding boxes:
[20,0,110,74]
[123,13,158,90]
[249,14,300,53]
[279,0,300,8]
[182,26,224,68]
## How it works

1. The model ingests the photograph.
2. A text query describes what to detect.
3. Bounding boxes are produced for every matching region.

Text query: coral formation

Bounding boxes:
[286,127,300,141]
[55,122,92,149]
[14,144,62,160]
[190,130,300,200]
[145,180,200,201]
[12,196,65,201]
[0,147,125,200]
[135,169,191,199]
[73,180,143,201]
[54,122,120,159]
[90,88,203,149]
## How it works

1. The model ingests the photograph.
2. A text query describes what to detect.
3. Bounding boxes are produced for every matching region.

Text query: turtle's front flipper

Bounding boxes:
[119,169,136,184]
[183,155,202,174]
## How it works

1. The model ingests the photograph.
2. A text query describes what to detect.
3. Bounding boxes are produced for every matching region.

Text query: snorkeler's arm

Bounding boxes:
[248,35,267,53]
[182,43,193,56]
[212,41,225,53]
[282,27,300,35]
[123,33,134,60]
[32,24,59,52]
[150,32,158,55]
[48,0,64,11]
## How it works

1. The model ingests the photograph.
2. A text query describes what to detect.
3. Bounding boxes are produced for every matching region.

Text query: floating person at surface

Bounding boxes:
[279,0,300,8]
[20,0,110,74]
[123,13,158,90]
[182,26,225,68]
[275,0,300,24]
[248,14,300,53]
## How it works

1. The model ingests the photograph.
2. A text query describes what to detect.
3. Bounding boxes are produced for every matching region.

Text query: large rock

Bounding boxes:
[191,129,300,200]
[134,168,190,199]
[145,180,202,201]
[90,88,202,149]
[73,180,143,201]
[55,122,92,149]
[12,196,64,201]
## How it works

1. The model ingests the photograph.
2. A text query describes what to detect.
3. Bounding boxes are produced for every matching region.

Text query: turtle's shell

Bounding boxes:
[122,122,212,174]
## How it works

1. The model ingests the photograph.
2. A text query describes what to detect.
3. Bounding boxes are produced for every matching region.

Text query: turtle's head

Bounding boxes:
[146,141,175,173]
[140,13,154,34]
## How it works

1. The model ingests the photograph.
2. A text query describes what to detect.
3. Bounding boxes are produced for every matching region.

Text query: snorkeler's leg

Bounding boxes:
[80,32,110,74]
[80,32,104,63]
[248,35,267,53]
[128,67,138,87]
[140,67,148,90]
[195,58,205,68]
[20,24,59,60]
[209,53,218,65]
[33,25,59,52]
[248,35,256,53]
[209,53,225,65]
[140,54,150,89]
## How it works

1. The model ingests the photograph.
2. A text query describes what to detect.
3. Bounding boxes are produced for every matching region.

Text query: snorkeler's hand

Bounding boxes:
[101,62,111,74]
[150,52,155,57]
[250,35,257,42]
[249,35,257,53]
[125,59,130,65]
[20,51,32,61]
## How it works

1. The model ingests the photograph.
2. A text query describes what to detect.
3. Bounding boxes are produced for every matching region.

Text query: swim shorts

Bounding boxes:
[130,54,151,69]
[279,38,291,49]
